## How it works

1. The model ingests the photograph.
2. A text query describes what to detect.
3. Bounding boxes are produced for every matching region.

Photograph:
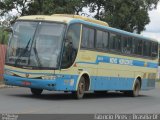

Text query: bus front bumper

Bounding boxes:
[3,74,78,91]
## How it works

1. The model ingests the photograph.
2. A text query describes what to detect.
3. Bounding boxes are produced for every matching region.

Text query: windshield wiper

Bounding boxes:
[15,38,31,66]
[33,47,42,67]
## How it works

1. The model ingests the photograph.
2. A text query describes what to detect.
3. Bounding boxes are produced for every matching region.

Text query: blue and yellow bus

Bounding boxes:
[4,14,158,99]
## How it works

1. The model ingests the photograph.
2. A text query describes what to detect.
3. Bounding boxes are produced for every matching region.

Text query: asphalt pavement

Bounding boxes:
[0,83,160,114]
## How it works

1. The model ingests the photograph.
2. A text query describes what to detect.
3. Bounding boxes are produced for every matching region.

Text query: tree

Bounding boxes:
[0,27,9,44]
[0,0,31,24]
[87,0,107,20]
[88,0,159,33]
[27,0,86,15]
[0,0,159,33]
[0,0,31,16]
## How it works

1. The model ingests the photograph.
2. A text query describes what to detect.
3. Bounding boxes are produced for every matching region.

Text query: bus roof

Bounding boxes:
[53,14,109,26]
[18,14,157,42]
[18,15,74,23]
[18,14,109,26]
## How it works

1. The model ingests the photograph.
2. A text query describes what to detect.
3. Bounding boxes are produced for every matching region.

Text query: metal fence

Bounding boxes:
[0,44,7,81]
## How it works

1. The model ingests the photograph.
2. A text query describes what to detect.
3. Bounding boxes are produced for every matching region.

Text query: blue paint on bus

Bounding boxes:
[4,74,155,91]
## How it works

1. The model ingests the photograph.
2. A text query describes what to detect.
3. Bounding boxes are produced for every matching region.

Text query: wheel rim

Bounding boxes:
[78,81,85,95]
[134,83,140,96]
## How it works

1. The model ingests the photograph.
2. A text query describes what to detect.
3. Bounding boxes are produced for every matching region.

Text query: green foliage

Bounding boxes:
[0,0,159,33]
[26,0,86,15]
[0,0,30,16]
[0,27,9,45]
[88,0,159,33]
[0,0,29,24]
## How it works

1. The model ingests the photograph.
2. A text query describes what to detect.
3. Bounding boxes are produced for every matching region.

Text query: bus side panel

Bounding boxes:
[79,52,157,91]
[90,76,134,90]
[54,74,79,91]
[141,79,156,90]
[90,77,156,91]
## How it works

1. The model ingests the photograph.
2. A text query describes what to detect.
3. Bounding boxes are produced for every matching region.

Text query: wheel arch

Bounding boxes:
[133,76,142,90]
[76,71,91,91]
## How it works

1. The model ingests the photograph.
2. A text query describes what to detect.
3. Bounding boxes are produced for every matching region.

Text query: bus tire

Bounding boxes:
[31,88,43,96]
[132,79,140,97]
[73,76,85,99]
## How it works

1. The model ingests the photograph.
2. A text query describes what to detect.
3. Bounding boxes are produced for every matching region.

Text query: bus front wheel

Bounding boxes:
[73,77,85,99]
[31,88,43,96]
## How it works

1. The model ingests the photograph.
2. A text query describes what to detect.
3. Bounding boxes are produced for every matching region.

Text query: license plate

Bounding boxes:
[22,81,31,86]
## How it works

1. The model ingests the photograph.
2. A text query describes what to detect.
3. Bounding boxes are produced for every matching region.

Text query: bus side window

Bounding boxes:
[96,30,109,50]
[132,38,136,54]
[103,32,109,49]
[133,39,137,54]
[81,26,95,49]
[138,40,143,55]
[122,37,127,53]
[143,41,151,57]
[109,33,115,50]
[122,37,132,54]
[96,30,103,49]
[134,39,142,55]
[81,27,89,48]
[128,37,132,54]
[109,33,121,52]
[151,42,158,58]
[88,28,95,49]
[61,24,81,69]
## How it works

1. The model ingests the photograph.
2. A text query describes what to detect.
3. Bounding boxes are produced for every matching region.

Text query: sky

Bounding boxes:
[141,3,160,42]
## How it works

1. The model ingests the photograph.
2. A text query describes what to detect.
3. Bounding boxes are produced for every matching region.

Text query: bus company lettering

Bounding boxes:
[119,59,133,66]
[110,57,133,66]
[97,56,104,61]
[110,58,118,64]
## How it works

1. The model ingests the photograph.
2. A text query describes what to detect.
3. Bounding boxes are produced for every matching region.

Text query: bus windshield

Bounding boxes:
[6,21,66,69]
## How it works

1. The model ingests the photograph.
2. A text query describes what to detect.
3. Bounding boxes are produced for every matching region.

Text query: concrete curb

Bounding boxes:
[0,80,14,88]
[0,84,6,88]
[0,84,17,89]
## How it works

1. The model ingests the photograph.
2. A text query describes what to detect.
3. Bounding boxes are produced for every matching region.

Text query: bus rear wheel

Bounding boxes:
[132,80,140,97]
[124,80,140,97]
[31,88,43,96]
[73,77,85,99]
